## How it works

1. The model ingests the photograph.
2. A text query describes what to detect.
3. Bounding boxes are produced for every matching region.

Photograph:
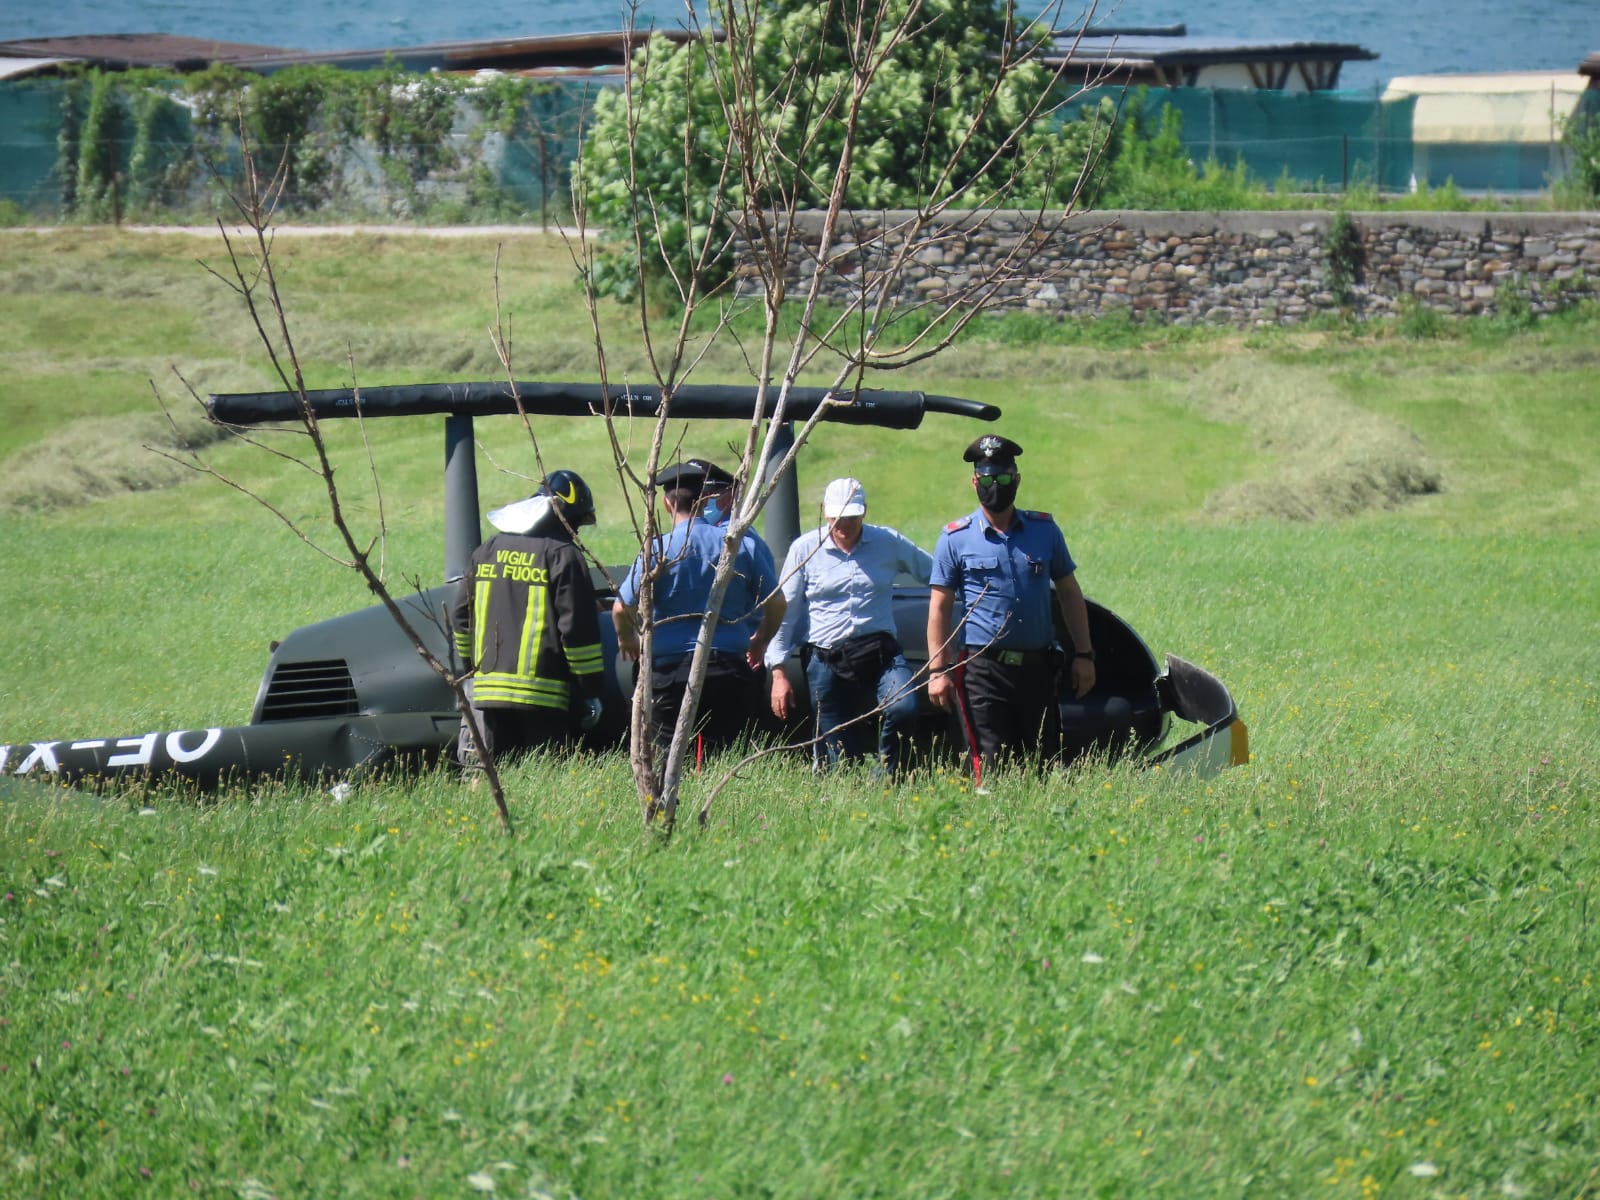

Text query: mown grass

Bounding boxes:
[2,229,1598,1198]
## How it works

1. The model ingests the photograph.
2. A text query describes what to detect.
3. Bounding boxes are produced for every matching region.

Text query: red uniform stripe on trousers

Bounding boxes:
[953,652,984,788]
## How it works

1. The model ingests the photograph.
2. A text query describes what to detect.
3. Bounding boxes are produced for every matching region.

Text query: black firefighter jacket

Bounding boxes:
[449,531,605,711]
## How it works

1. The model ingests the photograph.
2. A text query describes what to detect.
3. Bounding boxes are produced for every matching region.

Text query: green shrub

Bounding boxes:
[69,71,126,220]
[577,0,1057,305]
[1556,107,1600,206]
[1322,208,1364,306]
[1493,273,1535,330]
[1395,295,1449,339]
[46,64,561,223]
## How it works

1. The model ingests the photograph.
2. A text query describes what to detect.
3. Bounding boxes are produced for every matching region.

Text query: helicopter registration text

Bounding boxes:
[1,729,225,777]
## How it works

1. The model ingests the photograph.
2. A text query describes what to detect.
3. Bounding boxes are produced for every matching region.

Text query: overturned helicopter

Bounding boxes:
[0,382,1247,789]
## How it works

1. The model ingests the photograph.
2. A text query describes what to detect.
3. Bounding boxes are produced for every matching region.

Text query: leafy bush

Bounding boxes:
[1492,274,1536,330]
[577,0,1056,304]
[1395,295,1450,340]
[50,64,565,222]
[187,62,467,216]
[1556,108,1600,207]
[1322,208,1364,306]
[1038,91,1306,212]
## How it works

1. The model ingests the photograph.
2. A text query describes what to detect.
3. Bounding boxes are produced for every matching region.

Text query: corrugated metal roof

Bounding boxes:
[0,33,300,69]
[1038,33,1376,91]
[3,27,1376,84]
[0,55,74,80]
[1054,34,1377,65]
[0,29,688,77]
[217,29,696,75]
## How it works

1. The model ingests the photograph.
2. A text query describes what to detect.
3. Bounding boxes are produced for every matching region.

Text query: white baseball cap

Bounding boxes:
[822,477,866,518]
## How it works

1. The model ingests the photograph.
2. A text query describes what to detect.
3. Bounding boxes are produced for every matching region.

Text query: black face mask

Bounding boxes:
[976,472,1019,511]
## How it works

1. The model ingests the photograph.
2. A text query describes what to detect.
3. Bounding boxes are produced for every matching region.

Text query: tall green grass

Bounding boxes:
[2,230,1597,1198]
[3,745,1595,1198]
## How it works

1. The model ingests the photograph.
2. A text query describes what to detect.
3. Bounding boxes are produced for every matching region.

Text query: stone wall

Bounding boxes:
[756,210,1600,326]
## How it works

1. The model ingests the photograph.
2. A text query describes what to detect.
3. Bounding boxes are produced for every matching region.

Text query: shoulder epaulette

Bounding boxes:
[944,516,972,533]
[1022,509,1054,522]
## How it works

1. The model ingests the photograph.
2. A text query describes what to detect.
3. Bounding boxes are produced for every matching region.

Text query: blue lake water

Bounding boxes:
[3,0,1597,93]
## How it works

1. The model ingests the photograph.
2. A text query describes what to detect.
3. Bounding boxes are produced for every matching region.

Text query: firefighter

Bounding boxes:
[450,469,605,772]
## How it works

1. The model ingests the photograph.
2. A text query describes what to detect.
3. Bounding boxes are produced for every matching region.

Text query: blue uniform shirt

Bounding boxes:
[619,519,778,663]
[766,524,933,663]
[930,507,1075,651]
[701,506,778,639]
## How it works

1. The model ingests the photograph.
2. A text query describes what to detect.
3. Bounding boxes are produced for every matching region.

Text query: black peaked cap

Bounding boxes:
[654,458,734,492]
[963,434,1023,467]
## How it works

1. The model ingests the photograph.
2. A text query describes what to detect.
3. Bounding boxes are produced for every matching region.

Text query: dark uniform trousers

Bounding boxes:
[649,651,764,756]
[956,650,1062,768]
[460,704,574,772]
[476,707,573,760]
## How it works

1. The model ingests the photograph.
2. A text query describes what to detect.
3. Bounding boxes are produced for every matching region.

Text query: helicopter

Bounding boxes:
[0,382,1247,789]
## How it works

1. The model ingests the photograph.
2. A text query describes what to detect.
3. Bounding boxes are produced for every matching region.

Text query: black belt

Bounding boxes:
[969,645,1054,668]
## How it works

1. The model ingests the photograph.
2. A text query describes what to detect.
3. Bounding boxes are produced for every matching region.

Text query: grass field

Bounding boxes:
[1,230,1597,1198]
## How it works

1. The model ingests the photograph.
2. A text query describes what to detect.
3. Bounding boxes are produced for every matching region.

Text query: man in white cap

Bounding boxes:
[767,477,933,776]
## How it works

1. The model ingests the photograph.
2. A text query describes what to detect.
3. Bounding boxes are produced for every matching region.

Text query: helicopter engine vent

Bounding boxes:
[260,659,360,721]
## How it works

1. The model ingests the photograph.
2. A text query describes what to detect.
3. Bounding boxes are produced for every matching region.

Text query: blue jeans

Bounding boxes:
[804,652,919,775]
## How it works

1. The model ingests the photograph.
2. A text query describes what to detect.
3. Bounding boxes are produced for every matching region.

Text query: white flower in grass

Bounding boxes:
[1408,1162,1440,1177]
[467,1171,515,1196]
[198,865,218,876]
[1081,952,1104,964]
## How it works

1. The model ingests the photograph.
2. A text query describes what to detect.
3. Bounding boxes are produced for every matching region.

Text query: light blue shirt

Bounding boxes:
[930,508,1074,651]
[703,509,779,638]
[766,523,933,663]
[619,518,778,663]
